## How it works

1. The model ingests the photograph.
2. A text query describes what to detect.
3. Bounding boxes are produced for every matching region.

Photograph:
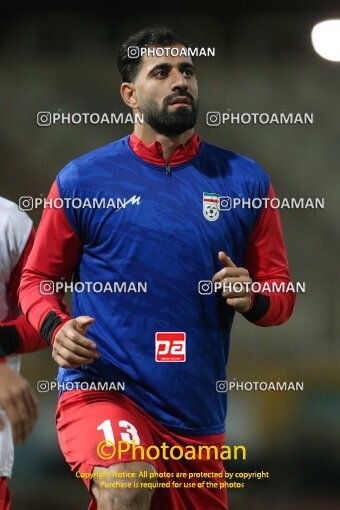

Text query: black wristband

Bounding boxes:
[0,325,20,356]
[242,293,270,323]
[40,311,62,344]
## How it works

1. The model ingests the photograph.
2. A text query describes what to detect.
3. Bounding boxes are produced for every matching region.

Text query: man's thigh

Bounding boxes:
[56,390,159,470]
[55,390,228,510]
[56,390,159,509]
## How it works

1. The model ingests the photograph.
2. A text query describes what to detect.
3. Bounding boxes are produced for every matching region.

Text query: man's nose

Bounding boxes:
[170,70,188,90]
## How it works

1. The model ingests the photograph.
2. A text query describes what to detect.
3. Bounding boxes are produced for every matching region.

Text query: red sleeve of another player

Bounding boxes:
[14,314,46,353]
[18,180,82,344]
[4,227,47,353]
[242,183,296,326]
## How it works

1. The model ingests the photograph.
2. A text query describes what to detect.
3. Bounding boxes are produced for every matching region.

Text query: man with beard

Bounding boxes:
[19,26,295,510]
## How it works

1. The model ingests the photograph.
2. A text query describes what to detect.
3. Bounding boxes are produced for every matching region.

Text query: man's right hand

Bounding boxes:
[52,316,100,368]
[0,364,38,444]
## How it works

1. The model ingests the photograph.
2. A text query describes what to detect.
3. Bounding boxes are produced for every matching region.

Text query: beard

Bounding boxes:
[138,91,199,136]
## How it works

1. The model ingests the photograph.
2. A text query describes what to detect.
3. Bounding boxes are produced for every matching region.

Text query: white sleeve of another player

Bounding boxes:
[0,197,32,477]
[0,196,33,275]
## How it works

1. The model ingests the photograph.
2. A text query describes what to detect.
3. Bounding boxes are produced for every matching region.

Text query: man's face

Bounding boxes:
[133,44,199,136]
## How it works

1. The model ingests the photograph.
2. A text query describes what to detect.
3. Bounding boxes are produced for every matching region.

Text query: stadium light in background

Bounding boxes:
[311,19,340,62]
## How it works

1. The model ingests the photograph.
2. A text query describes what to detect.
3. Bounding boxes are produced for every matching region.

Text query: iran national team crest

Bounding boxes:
[203,192,220,221]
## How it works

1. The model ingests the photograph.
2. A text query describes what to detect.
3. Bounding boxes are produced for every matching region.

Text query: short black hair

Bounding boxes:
[117,25,192,82]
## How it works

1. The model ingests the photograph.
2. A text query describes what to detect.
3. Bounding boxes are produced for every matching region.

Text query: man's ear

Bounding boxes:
[120,82,139,109]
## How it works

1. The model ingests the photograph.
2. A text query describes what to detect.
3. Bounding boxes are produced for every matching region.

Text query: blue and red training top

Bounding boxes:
[19,133,295,435]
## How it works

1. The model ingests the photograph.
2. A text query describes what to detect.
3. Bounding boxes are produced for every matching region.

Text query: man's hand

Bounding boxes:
[0,364,38,444]
[212,251,253,313]
[52,316,100,368]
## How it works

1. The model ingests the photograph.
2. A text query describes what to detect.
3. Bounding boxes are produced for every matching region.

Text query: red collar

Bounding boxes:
[129,132,201,166]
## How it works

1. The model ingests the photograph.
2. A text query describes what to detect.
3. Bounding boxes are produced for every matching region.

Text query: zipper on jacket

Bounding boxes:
[160,150,172,175]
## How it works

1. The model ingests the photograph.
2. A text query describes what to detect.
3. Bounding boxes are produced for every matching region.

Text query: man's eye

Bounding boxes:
[155,70,167,78]
[183,69,194,78]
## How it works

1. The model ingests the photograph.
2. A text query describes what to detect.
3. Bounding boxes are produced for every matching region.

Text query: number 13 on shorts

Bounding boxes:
[97,419,141,445]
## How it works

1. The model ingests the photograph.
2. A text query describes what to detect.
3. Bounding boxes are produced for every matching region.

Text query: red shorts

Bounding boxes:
[56,390,228,510]
[0,478,11,510]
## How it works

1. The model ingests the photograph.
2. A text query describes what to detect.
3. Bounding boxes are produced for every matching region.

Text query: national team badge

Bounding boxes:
[203,192,220,221]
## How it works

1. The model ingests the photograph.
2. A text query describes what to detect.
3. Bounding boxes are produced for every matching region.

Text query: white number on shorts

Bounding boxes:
[97,419,115,445]
[118,420,140,445]
[97,419,140,445]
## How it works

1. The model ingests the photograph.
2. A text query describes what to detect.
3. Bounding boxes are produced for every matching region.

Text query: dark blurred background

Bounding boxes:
[1,2,339,509]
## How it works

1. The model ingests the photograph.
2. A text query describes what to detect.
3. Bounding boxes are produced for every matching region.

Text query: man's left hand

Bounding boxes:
[212,251,253,313]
